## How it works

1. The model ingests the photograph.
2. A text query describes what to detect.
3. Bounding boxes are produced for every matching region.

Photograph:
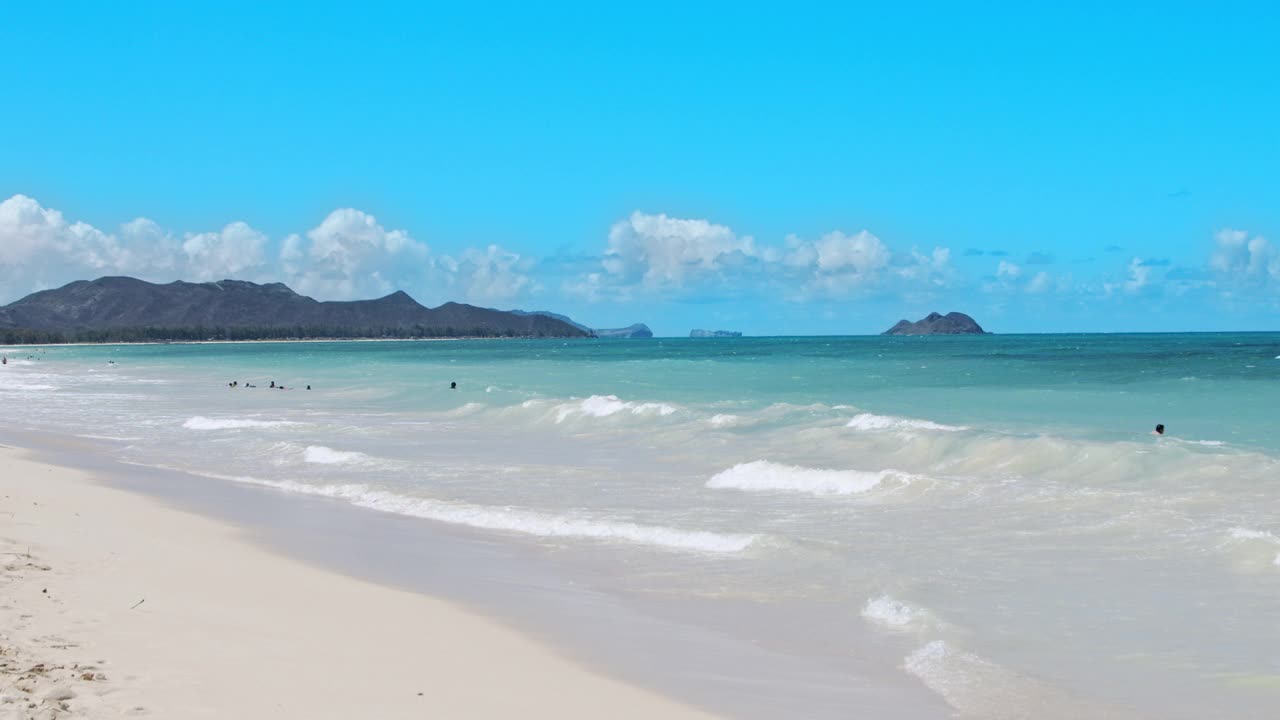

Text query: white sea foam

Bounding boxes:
[1222,528,1280,571]
[708,414,740,427]
[302,445,368,465]
[707,460,915,496]
[201,473,757,554]
[1228,527,1278,542]
[183,416,300,430]
[846,412,966,432]
[0,382,57,391]
[553,395,677,423]
[904,640,1116,719]
[861,595,925,630]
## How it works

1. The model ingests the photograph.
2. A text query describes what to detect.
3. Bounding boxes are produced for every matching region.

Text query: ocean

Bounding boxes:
[3,334,1279,718]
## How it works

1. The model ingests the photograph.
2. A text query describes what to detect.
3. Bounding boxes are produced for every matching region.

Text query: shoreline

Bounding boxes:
[0,443,719,719]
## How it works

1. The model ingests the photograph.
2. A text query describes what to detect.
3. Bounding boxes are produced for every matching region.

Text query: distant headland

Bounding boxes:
[882,312,987,336]
[0,277,590,344]
[690,329,742,338]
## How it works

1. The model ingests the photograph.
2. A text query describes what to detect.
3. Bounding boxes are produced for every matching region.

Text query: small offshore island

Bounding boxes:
[882,311,987,336]
[689,329,741,338]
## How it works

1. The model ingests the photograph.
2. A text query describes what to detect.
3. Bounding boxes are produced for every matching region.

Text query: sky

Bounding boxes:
[2,1,1278,335]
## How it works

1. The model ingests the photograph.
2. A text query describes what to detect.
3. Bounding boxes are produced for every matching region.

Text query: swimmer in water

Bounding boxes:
[450,381,457,390]
[1152,423,1165,436]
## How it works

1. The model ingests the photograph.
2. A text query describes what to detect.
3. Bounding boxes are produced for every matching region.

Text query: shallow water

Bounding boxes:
[3,334,1279,718]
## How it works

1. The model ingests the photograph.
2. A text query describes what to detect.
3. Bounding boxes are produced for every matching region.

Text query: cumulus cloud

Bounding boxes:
[1210,229,1279,285]
[0,195,539,307]
[600,211,759,290]
[0,194,184,301]
[572,211,953,302]
[1025,251,1055,265]
[280,208,429,300]
[183,222,270,281]
[436,245,537,305]
[1026,271,1052,294]
[996,260,1022,279]
[1101,257,1163,297]
[782,230,893,296]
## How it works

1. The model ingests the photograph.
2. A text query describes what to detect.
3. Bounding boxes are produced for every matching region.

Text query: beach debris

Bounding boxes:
[129,598,145,610]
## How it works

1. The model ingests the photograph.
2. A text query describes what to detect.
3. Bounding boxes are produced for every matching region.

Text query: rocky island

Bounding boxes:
[689,329,742,338]
[882,312,987,336]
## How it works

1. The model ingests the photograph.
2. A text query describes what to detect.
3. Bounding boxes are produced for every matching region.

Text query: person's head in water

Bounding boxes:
[450,381,457,390]
[1154,424,1165,435]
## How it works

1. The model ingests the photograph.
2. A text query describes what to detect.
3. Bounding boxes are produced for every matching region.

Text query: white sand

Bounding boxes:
[0,446,718,719]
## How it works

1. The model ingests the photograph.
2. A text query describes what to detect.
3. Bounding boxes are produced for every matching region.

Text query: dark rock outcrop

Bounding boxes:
[882,312,987,336]
[0,277,589,340]
[689,329,742,338]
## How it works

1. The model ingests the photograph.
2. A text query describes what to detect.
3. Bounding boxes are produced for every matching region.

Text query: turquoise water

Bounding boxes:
[4,334,1280,718]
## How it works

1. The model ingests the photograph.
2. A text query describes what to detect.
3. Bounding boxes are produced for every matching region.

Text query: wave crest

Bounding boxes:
[861,595,927,630]
[552,395,678,423]
[199,473,756,554]
[846,412,966,432]
[183,416,300,430]
[707,460,916,496]
[302,445,369,465]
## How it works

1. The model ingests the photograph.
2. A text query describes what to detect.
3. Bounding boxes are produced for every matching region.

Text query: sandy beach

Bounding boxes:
[0,445,717,719]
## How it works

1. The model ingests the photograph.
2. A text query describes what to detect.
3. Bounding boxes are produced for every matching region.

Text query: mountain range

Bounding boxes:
[0,277,589,342]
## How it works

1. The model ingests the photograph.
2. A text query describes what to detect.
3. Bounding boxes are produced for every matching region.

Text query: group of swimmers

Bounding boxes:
[228,380,312,390]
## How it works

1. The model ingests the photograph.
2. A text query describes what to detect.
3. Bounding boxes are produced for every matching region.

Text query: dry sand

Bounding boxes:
[0,445,718,719]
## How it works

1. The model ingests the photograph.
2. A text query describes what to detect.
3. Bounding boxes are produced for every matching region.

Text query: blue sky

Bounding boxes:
[2,1,1278,334]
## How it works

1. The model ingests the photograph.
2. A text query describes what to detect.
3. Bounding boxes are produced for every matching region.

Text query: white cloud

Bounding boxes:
[1026,271,1051,294]
[0,195,539,308]
[0,194,183,301]
[183,222,269,281]
[437,245,537,306]
[602,211,758,289]
[1124,257,1151,293]
[281,208,429,300]
[997,260,1022,279]
[1210,228,1279,284]
[575,211,952,302]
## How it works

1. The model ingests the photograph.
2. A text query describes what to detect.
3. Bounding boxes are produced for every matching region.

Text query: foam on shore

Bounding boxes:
[183,416,300,430]
[195,472,757,554]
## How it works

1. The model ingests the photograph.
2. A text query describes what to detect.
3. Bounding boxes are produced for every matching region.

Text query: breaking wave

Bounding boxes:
[707,460,917,496]
[197,473,757,554]
[552,395,678,423]
[183,416,301,430]
[846,412,967,432]
[302,445,369,465]
[861,595,928,630]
